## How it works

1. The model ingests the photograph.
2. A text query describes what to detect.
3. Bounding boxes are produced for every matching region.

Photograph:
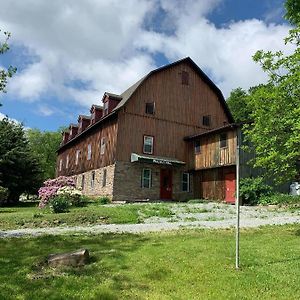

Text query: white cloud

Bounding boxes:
[0,112,30,129]
[37,104,55,117]
[0,0,293,109]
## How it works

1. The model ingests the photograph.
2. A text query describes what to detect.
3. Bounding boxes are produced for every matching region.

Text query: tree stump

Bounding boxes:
[47,249,89,268]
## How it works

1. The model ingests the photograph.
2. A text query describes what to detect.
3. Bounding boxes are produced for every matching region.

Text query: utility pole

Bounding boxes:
[235,128,240,270]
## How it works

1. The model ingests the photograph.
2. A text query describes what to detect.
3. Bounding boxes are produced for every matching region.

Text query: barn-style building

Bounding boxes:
[57,57,241,202]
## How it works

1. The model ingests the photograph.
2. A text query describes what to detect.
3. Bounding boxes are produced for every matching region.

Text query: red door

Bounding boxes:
[160,169,173,199]
[225,173,236,203]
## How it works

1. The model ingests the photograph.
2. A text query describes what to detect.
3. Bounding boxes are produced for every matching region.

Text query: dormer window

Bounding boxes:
[104,101,109,116]
[146,102,155,115]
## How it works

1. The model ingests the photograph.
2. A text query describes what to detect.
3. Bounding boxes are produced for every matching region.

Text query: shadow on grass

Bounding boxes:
[0,233,151,299]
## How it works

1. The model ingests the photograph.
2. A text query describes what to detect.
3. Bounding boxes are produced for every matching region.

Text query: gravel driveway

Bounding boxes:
[0,202,299,238]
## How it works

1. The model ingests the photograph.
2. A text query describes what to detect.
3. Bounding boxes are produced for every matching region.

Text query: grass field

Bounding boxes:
[0,225,299,299]
[0,202,175,230]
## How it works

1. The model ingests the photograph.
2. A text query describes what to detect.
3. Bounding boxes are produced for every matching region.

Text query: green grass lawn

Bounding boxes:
[0,202,175,230]
[0,225,299,299]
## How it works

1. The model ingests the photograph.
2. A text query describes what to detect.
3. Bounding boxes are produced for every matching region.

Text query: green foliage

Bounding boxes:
[0,30,16,102]
[49,195,70,213]
[285,0,300,26]
[98,196,110,205]
[0,118,43,204]
[244,16,300,183]
[0,186,9,204]
[259,193,300,206]
[226,88,252,122]
[240,177,273,205]
[27,128,62,181]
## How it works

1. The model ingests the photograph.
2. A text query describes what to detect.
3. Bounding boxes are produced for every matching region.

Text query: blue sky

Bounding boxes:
[0,0,291,131]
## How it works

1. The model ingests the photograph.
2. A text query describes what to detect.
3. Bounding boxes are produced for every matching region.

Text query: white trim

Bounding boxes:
[142,168,152,188]
[87,144,92,160]
[100,137,106,155]
[143,136,153,154]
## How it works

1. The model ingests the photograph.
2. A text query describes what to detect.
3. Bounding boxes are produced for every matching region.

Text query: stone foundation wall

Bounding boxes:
[75,164,115,199]
[113,161,194,201]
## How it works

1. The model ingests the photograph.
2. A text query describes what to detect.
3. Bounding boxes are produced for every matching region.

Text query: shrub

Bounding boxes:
[38,176,77,208]
[49,195,70,213]
[239,177,272,205]
[56,186,82,207]
[99,196,110,205]
[259,193,300,206]
[0,186,9,205]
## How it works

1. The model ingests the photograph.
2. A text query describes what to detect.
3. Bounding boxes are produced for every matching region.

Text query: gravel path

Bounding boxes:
[0,202,299,238]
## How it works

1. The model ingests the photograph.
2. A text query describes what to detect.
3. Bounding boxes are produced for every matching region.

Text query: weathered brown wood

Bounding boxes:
[194,129,236,170]
[116,61,230,166]
[56,59,232,188]
[47,249,89,268]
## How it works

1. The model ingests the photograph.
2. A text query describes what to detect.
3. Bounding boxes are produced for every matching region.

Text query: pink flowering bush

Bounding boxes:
[38,176,77,208]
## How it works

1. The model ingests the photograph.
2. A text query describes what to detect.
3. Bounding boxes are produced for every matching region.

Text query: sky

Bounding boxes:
[0,0,292,131]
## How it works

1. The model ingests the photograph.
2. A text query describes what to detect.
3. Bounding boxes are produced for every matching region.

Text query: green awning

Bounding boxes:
[131,153,185,166]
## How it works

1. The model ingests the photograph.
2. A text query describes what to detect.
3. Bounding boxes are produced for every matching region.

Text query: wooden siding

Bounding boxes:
[193,129,236,170]
[116,61,230,164]
[197,166,236,201]
[56,118,118,177]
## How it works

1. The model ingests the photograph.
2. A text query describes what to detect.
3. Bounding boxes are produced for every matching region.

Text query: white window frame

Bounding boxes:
[87,144,92,160]
[59,159,63,171]
[104,101,109,115]
[75,149,80,165]
[100,137,106,155]
[143,135,154,154]
[181,172,190,192]
[66,155,69,169]
[142,168,152,188]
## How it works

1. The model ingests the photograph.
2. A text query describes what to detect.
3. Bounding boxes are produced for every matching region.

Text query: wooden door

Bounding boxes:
[160,169,173,199]
[225,173,236,203]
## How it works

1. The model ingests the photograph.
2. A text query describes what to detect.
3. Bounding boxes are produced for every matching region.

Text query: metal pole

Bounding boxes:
[235,128,240,270]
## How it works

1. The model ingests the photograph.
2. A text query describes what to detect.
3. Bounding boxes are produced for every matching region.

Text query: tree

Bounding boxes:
[0,118,43,204]
[244,2,300,183]
[226,88,252,122]
[27,129,62,181]
[285,0,300,26]
[0,30,16,102]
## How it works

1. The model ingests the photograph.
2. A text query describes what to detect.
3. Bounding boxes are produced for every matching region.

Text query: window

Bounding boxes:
[100,137,106,155]
[145,102,155,115]
[90,171,95,189]
[102,169,107,187]
[181,71,189,85]
[142,169,151,188]
[143,135,154,154]
[182,173,190,192]
[59,159,63,171]
[87,144,92,160]
[194,140,201,154]
[202,115,211,127]
[104,101,109,115]
[66,155,69,169]
[75,150,80,165]
[220,133,227,148]
[81,174,85,190]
